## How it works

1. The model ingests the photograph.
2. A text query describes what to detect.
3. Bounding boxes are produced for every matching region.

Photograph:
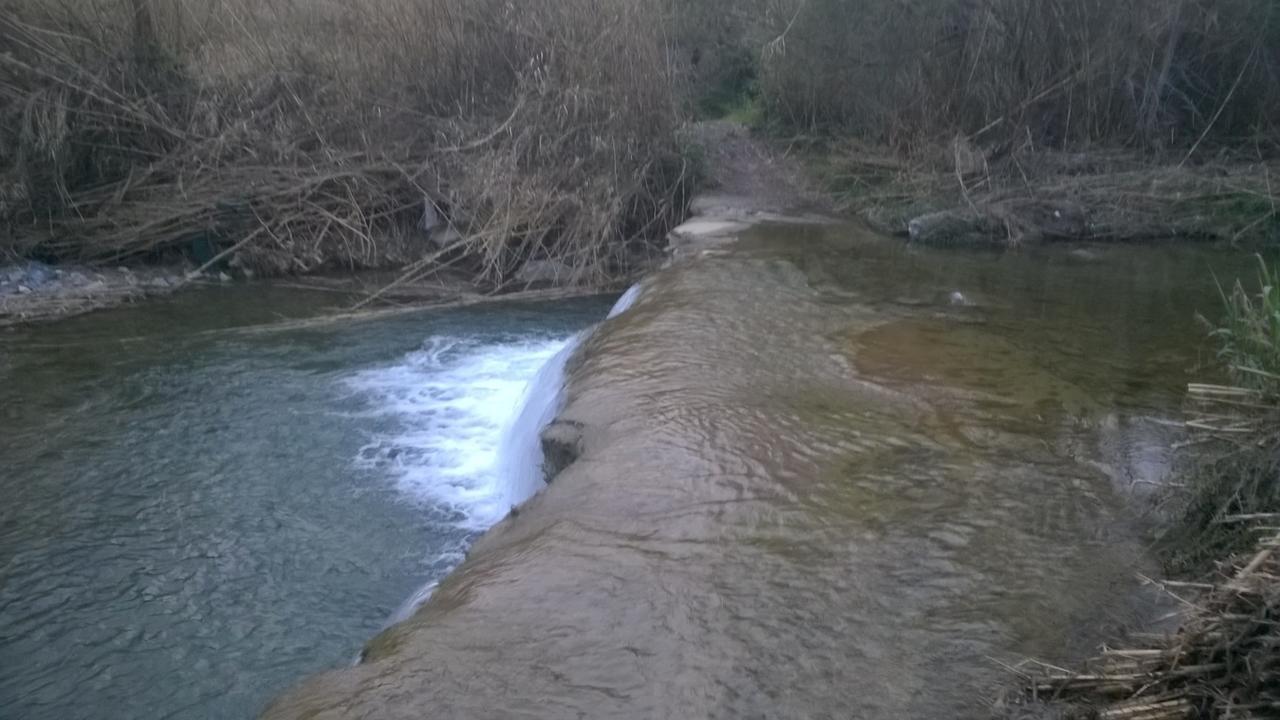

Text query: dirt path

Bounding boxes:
[667,121,836,254]
[683,120,833,217]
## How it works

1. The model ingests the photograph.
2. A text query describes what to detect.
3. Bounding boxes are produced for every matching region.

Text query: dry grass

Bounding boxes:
[1015,529,1280,719]
[807,145,1279,244]
[749,0,1280,154]
[668,1,1280,246]
[0,0,689,288]
[1005,261,1280,719]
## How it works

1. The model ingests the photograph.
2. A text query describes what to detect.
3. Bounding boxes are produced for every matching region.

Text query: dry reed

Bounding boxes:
[0,0,689,288]
[749,0,1280,153]
[1018,528,1280,719]
[1009,261,1280,719]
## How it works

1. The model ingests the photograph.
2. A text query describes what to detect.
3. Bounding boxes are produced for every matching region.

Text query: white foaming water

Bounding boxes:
[350,286,641,534]
[347,335,574,530]
[494,339,578,510]
[351,287,640,636]
[490,285,641,506]
[608,283,643,318]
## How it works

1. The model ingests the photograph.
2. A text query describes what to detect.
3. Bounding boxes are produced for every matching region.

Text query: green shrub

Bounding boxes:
[1214,256,1280,398]
[1170,256,1280,570]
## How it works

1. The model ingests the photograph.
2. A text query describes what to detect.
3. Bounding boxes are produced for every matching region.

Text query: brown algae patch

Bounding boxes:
[849,318,1099,418]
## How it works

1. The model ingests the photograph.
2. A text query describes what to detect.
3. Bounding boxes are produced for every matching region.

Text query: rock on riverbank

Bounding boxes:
[0,261,187,327]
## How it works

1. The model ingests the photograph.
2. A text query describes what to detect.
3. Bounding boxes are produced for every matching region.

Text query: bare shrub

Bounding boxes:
[746,0,1280,153]
[0,0,688,285]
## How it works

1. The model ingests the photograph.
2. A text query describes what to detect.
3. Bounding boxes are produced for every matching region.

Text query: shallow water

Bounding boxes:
[0,288,612,719]
[264,226,1265,720]
[2,228,1269,720]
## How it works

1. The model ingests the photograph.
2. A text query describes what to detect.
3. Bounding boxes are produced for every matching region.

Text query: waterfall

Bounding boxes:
[608,283,643,318]
[347,337,568,529]
[493,282,643,509]
[355,284,643,641]
[385,581,438,627]
[493,338,578,509]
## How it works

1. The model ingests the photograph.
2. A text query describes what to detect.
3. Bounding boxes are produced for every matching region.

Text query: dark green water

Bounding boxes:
[0,287,612,719]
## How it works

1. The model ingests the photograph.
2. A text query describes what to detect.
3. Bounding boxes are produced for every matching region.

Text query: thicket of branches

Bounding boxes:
[3,0,1278,280]
[0,0,687,283]
[681,0,1280,153]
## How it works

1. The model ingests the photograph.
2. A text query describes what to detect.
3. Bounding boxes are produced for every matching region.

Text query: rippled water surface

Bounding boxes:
[264,227,1265,720]
[0,288,612,719]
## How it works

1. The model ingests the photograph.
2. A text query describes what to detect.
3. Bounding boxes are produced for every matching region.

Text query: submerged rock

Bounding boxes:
[539,419,584,482]
[908,209,1008,245]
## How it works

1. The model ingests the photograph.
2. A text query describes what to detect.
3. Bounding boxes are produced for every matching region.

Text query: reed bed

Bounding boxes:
[810,143,1280,243]
[1023,529,1280,719]
[674,0,1280,245]
[1171,261,1280,568]
[746,0,1280,153]
[1012,260,1280,719]
[0,0,688,286]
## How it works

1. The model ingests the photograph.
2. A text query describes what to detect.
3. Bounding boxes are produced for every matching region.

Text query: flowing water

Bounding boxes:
[0,288,613,719]
[264,226,1264,720]
[0,225,1266,720]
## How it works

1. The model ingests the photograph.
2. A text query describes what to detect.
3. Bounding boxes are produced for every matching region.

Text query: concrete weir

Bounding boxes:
[261,194,1163,719]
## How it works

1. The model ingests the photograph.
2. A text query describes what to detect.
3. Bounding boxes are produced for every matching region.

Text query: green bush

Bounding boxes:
[1170,256,1280,570]
[1214,256,1280,398]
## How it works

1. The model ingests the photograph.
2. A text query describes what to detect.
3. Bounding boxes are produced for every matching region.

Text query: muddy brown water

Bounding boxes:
[263,225,1262,719]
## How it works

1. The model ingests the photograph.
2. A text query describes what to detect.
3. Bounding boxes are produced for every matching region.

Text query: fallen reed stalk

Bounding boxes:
[1021,529,1280,719]
[1010,259,1280,720]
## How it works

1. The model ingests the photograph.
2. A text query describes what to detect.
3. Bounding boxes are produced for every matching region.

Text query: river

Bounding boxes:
[0,288,613,719]
[0,223,1261,719]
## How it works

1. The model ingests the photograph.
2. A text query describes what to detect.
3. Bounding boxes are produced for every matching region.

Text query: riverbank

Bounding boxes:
[7,135,1272,330]
[1,123,782,329]
[791,138,1280,247]
[0,254,652,329]
[1013,527,1280,719]
[0,260,190,327]
[681,119,1278,250]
